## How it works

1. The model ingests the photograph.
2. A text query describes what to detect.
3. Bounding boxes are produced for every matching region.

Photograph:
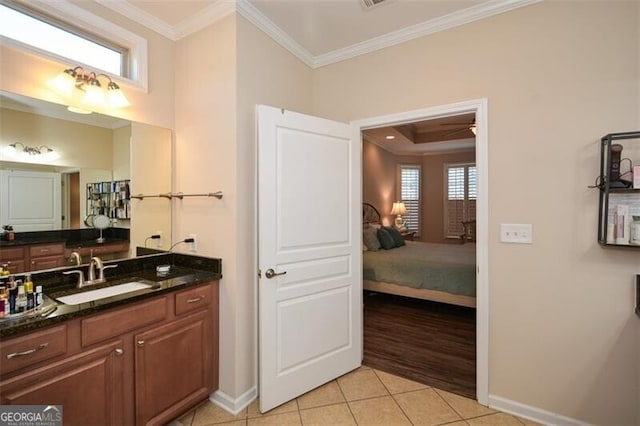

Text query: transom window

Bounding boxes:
[445,163,476,238]
[0,2,127,76]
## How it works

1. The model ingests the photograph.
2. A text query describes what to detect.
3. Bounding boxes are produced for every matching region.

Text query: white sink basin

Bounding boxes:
[55,282,153,305]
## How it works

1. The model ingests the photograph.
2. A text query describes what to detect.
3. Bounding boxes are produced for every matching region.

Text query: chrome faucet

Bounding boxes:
[87,256,118,285]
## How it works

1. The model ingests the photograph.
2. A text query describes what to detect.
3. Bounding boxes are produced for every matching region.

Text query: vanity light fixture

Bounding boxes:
[8,143,53,156]
[4,143,59,161]
[48,66,130,112]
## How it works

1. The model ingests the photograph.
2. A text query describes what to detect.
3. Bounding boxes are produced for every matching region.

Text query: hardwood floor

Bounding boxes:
[363,291,476,399]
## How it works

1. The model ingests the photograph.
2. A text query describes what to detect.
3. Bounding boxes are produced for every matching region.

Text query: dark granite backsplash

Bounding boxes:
[0,227,130,247]
[0,250,221,293]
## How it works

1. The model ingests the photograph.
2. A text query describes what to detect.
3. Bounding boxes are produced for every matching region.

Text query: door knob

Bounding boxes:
[265,268,286,279]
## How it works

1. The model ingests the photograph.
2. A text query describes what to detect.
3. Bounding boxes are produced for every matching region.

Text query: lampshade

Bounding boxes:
[390,202,408,216]
[48,65,129,111]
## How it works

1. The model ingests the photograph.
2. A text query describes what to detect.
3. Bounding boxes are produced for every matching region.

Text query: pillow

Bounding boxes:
[363,227,381,251]
[377,227,396,250]
[385,226,406,247]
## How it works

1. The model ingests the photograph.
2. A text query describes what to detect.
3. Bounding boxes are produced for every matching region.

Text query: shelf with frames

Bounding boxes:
[596,131,640,247]
[87,180,131,221]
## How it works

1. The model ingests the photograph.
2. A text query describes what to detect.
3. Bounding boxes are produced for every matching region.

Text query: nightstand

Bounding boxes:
[400,231,416,241]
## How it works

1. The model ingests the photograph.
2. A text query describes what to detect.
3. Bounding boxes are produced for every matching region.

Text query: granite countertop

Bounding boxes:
[0,252,222,339]
[0,228,130,248]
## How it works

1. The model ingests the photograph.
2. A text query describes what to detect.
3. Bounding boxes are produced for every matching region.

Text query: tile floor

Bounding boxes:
[175,366,542,426]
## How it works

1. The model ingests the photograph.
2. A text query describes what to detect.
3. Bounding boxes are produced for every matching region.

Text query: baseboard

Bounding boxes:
[210,386,258,416]
[488,394,592,426]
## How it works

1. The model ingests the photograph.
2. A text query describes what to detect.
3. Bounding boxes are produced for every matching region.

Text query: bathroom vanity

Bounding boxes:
[0,252,220,425]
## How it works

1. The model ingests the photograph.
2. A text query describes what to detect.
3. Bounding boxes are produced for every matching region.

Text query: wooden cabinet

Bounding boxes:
[28,243,65,271]
[0,279,219,426]
[0,246,27,274]
[0,243,65,273]
[0,340,125,426]
[135,310,213,425]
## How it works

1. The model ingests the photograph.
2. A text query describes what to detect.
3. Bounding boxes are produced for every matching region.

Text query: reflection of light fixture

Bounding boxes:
[4,143,59,161]
[9,143,53,155]
[48,66,130,111]
[390,201,408,229]
[470,124,477,135]
[385,135,395,140]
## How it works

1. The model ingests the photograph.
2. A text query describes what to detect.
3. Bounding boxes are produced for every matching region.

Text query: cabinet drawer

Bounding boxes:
[0,246,24,261]
[175,284,212,316]
[29,243,64,257]
[1,324,68,375]
[82,296,168,347]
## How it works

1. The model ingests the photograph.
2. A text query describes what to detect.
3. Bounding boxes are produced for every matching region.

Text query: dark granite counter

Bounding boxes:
[0,252,222,338]
[0,228,130,248]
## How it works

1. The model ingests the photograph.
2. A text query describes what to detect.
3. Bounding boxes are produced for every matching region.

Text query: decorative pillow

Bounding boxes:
[377,227,396,250]
[385,226,406,247]
[363,227,381,251]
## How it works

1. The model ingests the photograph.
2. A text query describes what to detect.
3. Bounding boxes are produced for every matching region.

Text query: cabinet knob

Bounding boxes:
[115,348,124,356]
[137,340,145,347]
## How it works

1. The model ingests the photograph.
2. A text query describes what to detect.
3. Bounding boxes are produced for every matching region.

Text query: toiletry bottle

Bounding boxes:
[35,285,43,307]
[8,276,17,314]
[16,280,26,313]
[25,274,34,310]
[0,286,7,318]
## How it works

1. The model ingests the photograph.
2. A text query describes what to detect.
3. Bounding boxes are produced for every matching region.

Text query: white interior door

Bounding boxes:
[258,105,362,413]
[0,170,61,231]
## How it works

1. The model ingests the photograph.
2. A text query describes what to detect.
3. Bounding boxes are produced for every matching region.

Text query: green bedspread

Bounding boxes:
[363,241,476,297]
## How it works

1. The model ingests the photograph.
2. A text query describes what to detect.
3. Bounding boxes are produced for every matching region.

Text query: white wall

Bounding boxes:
[312,2,639,424]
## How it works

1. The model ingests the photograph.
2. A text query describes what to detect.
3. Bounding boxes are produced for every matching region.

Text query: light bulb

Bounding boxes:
[48,70,77,97]
[83,84,105,106]
[107,88,130,108]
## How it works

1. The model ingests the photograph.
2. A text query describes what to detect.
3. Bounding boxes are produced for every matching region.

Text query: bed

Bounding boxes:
[362,203,476,307]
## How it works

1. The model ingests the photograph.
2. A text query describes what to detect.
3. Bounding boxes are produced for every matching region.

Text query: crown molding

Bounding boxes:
[95,0,236,41]
[174,0,236,40]
[93,0,540,68]
[94,0,176,40]
[313,0,543,68]
[235,0,315,68]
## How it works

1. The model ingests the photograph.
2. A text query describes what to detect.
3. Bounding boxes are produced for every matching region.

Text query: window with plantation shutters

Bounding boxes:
[445,164,476,238]
[398,164,421,233]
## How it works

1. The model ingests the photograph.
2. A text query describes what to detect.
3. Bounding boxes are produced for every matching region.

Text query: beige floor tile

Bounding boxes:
[247,411,301,425]
[441,422,469,426]
[434,389,495,419]
[515,416,544,425]
[175,409,195,426]
[297,381,346,409]
[337,368,389,401]
[393,388,461,425]
[349,395,411,425]
[374,369,429,394]
[299,403,356,425]
[466,413,525,425]
[192,402,247,426]
[247,399,299,418]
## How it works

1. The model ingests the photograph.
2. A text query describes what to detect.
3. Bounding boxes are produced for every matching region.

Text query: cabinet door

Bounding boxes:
[30,255,64,271]
[135,310,212,425]
[0,340,125,426]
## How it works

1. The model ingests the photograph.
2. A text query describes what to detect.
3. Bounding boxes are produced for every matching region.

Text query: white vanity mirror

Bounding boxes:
[0,91,172,262]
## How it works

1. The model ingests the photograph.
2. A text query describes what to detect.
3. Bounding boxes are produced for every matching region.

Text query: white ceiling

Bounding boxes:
[98,0,539,68]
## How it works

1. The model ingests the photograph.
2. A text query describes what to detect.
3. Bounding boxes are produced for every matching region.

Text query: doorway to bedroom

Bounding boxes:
[354,99,488,403]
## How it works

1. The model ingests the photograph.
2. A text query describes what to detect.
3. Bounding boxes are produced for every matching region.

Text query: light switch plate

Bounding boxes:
[500,223,533,244]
